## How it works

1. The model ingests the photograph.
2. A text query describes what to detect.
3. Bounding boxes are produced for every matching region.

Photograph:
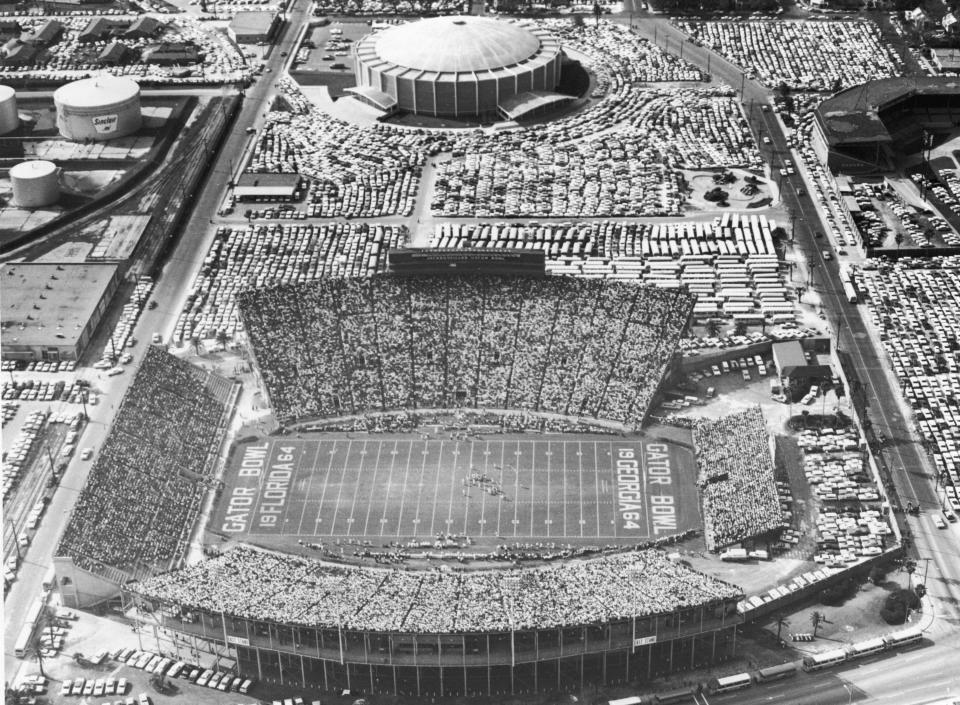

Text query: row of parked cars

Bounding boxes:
[117,647,256,694]
[60,675,129,698]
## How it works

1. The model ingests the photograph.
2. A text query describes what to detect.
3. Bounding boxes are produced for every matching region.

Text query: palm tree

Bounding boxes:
[904,560,917,590]
[810,611,824,638]
[215,330,229,351]
[190,335,201,356]
[775,612,789,643]
[704,319,721,338]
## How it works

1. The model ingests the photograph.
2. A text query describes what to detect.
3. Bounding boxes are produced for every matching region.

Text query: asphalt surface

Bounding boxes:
[6,9,960,703]
[2,0,311,683]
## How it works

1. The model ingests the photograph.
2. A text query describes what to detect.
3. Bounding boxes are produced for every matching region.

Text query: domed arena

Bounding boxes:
[352,15,564,119]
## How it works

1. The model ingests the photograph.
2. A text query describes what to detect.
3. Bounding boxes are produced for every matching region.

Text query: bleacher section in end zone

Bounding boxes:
[388,247,546,276]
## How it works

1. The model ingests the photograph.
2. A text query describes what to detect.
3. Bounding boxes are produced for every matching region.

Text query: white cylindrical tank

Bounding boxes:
[53,76,141,142]
[10,160,59,208]
[0,85,18,135]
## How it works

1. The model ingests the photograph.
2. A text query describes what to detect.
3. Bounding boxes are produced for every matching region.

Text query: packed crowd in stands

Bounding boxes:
[301,409,624,435]
[1,14,249,83]
[131,545,740,633]
[55,347,236,573]
[675,20,902,91]
[693,407,783,551]
[237,275,693,429]
[173,223,405,344]
[855,258,960,518]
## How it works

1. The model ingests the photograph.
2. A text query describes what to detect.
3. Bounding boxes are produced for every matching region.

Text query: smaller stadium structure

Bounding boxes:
[351,15,567,120]
[813,76,960,173]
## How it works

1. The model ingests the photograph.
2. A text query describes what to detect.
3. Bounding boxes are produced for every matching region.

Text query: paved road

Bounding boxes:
[629,13,960,700]
[2,0,311,684]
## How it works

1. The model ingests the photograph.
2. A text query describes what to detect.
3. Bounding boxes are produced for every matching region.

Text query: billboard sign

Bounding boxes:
[92,114,119,133]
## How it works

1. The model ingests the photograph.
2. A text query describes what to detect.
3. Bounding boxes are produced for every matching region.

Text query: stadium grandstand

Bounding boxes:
[236,274,695,430]
[125,545,743,696]
[54,346,239,608]
[813,76,960,173]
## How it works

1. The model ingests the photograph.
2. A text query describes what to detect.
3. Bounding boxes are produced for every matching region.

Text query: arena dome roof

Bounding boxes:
[373,15,541,73]
[53,75,139,109]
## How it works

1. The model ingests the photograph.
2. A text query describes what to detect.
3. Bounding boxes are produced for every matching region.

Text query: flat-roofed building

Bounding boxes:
[228,11,279,45]
[234,172,301,200]
[0,262,120,361]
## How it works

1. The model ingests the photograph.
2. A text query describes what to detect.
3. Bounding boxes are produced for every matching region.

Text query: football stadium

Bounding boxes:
[96,266,745,697]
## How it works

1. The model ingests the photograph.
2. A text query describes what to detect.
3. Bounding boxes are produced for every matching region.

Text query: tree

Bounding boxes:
[190,335,202,356]
[810,611,824,638]
[775,612,789,643]
[904,560,917,589]
[895,231,905,250]
[733,320,748,337]
[215,330,229,351]
[704,319,721,338]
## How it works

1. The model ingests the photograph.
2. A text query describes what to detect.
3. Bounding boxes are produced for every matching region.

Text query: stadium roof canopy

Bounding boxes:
[498,90,571,120]
[816,76,960,146]
[374,15,541,73]
[345,86,397,110]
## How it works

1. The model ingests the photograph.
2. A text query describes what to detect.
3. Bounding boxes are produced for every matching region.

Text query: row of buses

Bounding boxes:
[608,628,923,703]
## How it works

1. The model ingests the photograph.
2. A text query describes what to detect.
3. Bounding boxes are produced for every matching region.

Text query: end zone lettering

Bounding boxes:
[617,448,644,530]
[258,446,295,528]
[222,487,256,533]
[646,443,677,534]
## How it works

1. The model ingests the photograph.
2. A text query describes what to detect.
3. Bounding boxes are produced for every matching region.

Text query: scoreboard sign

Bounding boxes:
[388,247,546,276]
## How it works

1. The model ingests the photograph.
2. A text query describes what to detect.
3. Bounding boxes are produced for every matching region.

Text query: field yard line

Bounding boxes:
[545,439,551,536]
[396,438,419,537]
[528,438,536,538]
[442,442,458,534]
[461,441,476,536]
[596,443,604,538]
[578,441,584,538]
[328,438,352,535]
[361,440,385,536]
[379,439,403,535]
[561,440,568,538]
[296,439,323,536]
[478,440,489,538]
[495,441,507,538]
[345,439,370,535]
[428,439,445,536]
[511,441,521,538]
[313,438,338,534]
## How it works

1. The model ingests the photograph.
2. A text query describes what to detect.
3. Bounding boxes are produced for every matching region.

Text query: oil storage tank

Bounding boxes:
[10,160,59,207]
[0,85,19,134]
[54,76,141,142]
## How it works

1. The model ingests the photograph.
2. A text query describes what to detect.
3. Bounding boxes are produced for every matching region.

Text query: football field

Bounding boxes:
[213,434,700,546]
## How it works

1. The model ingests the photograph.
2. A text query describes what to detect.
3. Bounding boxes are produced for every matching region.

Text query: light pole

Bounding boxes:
[503,575,520,668]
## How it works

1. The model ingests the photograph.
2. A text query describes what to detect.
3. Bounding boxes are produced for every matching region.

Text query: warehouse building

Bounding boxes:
[234,173,301,201]
[0,263,120,362]
[228,11,279,45]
